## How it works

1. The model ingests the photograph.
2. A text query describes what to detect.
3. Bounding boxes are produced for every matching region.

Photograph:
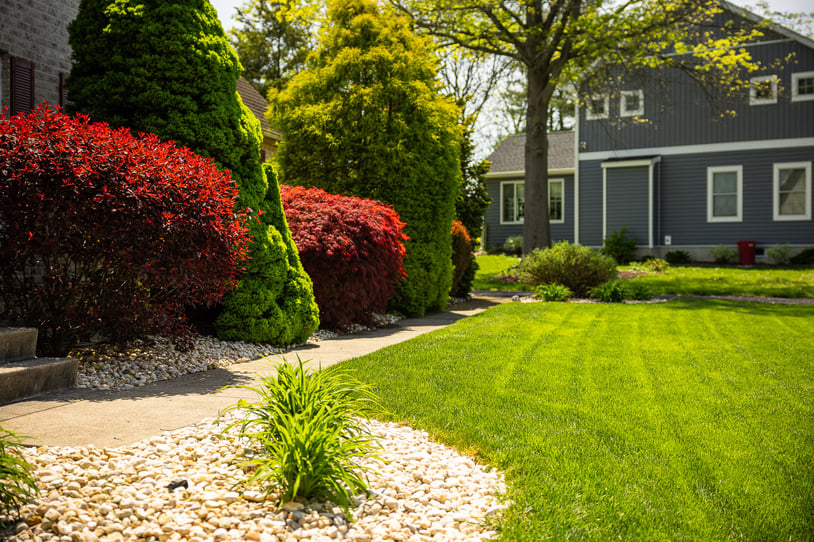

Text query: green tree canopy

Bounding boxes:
[392,0,763,252]
[270,0,462,316]
[68,0,318,344]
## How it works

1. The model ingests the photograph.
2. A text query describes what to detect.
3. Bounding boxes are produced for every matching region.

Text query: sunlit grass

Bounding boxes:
[338,300,814,541]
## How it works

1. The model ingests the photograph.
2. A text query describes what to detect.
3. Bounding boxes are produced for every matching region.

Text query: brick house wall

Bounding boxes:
[0,0,81,113]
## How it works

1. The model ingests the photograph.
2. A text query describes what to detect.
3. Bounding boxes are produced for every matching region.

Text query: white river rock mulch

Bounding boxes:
[5,410,506,542]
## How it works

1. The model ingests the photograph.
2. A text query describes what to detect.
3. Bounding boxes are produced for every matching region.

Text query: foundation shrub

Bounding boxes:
[518,241,618,298]
[710,244,737,264]
[665,250,691,265]
[450,220,477,298]
[0,107,249,356]
[280,185,408,332]
[602,227,637,265]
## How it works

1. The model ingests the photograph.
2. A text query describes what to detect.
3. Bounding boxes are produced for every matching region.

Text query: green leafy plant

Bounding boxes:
[221,358,381,511]
[665,250,691,265]
[535,283,574,302]
[602,227,638,265]
[503,236,524,255]
[710,244,737,264]
[625,280,654,301]
[590,280,628,303]
[0,427,39,519]
[518,242,617,297]
[767,243,791,265]
[633,258,670,273]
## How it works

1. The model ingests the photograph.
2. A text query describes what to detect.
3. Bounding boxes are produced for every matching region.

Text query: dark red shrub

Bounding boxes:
[450,220,476,298]
[0,106,249,355]
[280,185,408,332]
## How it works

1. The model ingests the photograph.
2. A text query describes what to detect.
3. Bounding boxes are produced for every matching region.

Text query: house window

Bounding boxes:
[549,179,564,223]
[620,90,644,117]
[501,181,525,224]
[749,75,777,105]
[586,95,609,120]
[773,162,811,221]
[707,166,742,222]
[792,71,814,102]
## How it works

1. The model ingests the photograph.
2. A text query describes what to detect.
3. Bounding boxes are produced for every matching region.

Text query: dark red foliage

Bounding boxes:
[280,185,408,332]
[0,106,249,355]
[451,220,474,296]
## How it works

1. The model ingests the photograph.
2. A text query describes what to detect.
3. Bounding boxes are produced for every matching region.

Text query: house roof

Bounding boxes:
[236,77,282,141]
[721,0,814,51]
[486,131,575,174]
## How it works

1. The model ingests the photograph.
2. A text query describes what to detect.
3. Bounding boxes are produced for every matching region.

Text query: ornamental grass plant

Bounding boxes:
[221,358,381,511]
[0,426,39,521]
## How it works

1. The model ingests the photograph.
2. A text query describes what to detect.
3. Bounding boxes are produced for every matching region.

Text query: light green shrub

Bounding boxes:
[767,243,791,265]
[518,242,617,298]
[710,244,737,264]
[503,236,524,255]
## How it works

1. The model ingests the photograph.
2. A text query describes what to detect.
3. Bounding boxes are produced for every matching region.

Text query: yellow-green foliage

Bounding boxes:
[68,0,318,344]
[270,0,461,316]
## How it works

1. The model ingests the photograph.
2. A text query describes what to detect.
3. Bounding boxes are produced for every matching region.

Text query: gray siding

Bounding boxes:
[578,147,814,248]
[605,166,650,245]
[484,175,576,249]
[580,40,814,152]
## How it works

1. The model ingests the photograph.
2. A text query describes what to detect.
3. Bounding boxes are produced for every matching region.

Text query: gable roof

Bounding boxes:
[486,131,575,174]
[721,0,814,51]
[236,77,281,140]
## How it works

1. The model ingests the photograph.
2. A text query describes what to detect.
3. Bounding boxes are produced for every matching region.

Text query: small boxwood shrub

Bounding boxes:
[710,244,737,264]
[518,242,617,298]
[665,250,691,265]
[451,220,477,298]
[280,185,408,332]
[536,283,574,302]
[0,107,249,356]
[602,227,637,265]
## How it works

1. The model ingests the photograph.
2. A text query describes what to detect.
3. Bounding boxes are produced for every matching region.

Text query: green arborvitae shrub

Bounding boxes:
[269,0,461,316]
[602,227,638,265]
[518,241,618,298]
[67,0,318,344]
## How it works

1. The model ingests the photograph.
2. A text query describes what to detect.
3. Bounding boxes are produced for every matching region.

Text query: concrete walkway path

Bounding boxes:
[0,296,505,448]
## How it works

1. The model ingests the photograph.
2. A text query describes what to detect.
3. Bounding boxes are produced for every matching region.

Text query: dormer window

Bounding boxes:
[792,71,814,102]
[586,95,609,120]
[750,75,778,105]
[620,90,644,117]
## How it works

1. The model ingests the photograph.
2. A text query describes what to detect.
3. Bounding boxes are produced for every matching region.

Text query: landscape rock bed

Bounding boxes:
[6,410,506,542]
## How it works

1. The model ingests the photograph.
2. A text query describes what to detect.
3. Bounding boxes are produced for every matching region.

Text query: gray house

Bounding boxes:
[485,2,814,261]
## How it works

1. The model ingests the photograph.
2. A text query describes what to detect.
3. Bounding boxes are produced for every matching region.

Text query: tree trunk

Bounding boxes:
[523,63,552,253]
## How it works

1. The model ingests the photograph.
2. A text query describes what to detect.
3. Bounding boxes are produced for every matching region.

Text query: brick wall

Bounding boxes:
[0,0,80,112]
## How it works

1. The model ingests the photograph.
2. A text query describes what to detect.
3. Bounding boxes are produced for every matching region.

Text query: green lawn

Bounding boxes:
[338,300,814,541]
[627,265,814,298]
[472,254,531,291]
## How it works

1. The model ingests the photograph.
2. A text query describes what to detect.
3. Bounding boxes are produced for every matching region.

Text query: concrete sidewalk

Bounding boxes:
[0,296,505,448]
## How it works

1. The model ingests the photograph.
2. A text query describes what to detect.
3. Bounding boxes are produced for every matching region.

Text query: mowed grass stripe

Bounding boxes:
[337,300,814,541]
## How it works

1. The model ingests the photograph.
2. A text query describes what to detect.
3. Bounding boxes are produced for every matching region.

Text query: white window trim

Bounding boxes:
[749,75,778,106]
[549,178,565,224]
[791,71,814,102]
[773,161,812,221]
[620,90,644,117]
[707,166,743,223]
[500,180,524,225]
[586,95,609,120]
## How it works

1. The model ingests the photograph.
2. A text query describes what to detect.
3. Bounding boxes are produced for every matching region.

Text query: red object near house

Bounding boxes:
[737,241,756,265]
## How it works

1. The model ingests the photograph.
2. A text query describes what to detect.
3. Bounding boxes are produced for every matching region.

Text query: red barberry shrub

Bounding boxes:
[280,185,408,332]
[450,220,477,299]
[0,106,249,356]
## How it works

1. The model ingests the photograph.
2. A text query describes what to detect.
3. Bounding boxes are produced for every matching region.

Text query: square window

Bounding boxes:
[707,166,742,222]
[773,162,812,221]
[620,90,644,117]
[549,179,564,223]
[501,181,525,224]
[792,71,814,102]
[750,75,778,105]
[586,95,609,120]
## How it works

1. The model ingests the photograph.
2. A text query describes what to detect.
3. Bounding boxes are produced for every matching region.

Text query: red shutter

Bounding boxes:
[10,56,35,114]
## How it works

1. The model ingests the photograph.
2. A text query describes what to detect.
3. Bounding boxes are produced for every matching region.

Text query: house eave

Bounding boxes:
[486,168,575,179]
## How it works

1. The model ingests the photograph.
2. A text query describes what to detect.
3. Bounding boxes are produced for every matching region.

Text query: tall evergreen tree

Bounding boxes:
[270,0,461,316]
[68,0,319,344]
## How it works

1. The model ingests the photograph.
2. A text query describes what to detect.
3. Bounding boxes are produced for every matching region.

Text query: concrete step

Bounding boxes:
[0,327,38,362]
[0,357,78,405]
